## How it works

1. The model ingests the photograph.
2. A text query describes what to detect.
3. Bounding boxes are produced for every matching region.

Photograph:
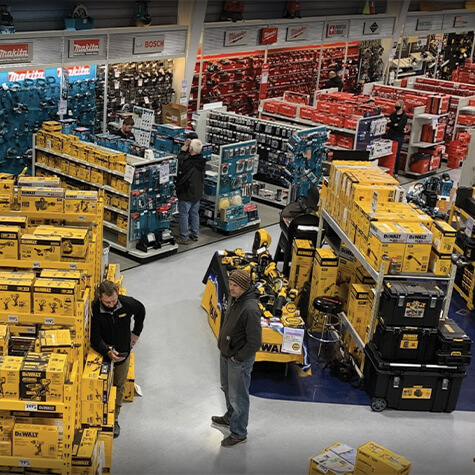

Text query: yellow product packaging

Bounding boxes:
[0,357,22,399]
[288,239,315,291]
[0,276,34,314]
[0,438,10,456]
[33,279,77,317]
[335,244,356,306]
[430,219,456,254]
[72,428,100,470]
[123,352,135,402]
[19,187,64,214]
[398,222,432,273]
[0,225,20,259]
[347,284,373,341]
[34,225,89,259]
[0,215,27,229]
[17,176,60,188]
[354,441,411,475]
[81,350,113,404]
[13,423,59,459]
[429,249,452,276]
[64,190,98,214]
[40,269,88,294]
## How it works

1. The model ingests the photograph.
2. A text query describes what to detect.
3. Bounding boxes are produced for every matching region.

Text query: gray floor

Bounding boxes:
[113,195,474,474]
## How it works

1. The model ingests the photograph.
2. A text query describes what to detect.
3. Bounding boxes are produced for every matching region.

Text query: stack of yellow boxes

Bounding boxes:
[288,239,315,294]
[0,325,9,355]
[0,273,35,314]
[71,427,104,475]
[37,329,76,366]
[13,422,59,459]
[354,441,411,475]
[81,350,114,427]
[123,352,135,402]
[429,220,456,275]
[0,174,15,211]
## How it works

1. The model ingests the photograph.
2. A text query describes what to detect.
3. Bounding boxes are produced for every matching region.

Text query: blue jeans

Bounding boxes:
[178,200,200,238]
[219,353,255,439]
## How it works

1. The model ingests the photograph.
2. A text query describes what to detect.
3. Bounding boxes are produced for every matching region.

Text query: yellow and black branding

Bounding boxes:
[401,386,432,399]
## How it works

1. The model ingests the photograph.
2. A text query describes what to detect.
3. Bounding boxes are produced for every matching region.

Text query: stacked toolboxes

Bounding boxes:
[365,281,470,412]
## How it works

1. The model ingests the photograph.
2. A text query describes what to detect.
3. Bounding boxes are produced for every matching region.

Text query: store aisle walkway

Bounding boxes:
[113,222,475,475]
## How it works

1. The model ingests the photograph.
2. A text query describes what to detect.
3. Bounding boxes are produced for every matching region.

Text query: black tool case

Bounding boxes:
[436,318,472,366]
[372,320,438,362]
[379,282,445,327]
[364,343,466,412]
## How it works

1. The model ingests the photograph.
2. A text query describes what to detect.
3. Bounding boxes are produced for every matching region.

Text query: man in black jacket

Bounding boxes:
[213,269,262,447]
[175,137,206,244]
[90,280,145,438]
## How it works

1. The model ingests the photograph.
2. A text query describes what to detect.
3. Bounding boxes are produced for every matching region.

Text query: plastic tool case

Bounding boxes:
[364,343,466,412]
[436,318,472,366]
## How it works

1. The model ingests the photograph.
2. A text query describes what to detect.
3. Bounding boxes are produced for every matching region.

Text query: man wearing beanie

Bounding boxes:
[214,269,262,447]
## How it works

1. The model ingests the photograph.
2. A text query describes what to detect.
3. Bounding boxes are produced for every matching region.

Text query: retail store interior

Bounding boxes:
[0,0,475,474]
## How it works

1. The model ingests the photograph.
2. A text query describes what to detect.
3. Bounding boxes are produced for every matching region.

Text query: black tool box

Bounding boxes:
[379,282,445,328]
[455,230,475,260]
[372,320,438,362]
[364,343,466,412]
[435,318,472,366]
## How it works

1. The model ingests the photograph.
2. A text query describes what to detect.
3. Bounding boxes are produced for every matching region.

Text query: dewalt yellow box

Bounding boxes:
[347,284,373,341]
[335,244,356,306]
[0,194,11,211]
[17,176,60,188]
[0,438,11,456]
[33,279,76,317]
[366,222,407,274]
[0,277,34,314]
[20,187,64,213]
[399,222,432,273]
[429,249,452,276]
[64,190,98,214]
[81,351,113,403]
[33,225,89,259]
[0,215,27,229]
[0,325,9,355]
[72,428,99,468]
[0,225,20,259]
[13,423,58,459]
[355,264,376,285]
[20,234,62,262]
[308,248,338,324]
[40,269,88,294]
[430,219,456,254]
[81,399,108,426]
[0,415,15,437]
[289,239,315,291]
[0,356,22,398]
[354,441,411,475]
[41,121,62,133]
[98,430,114,470]
[123,352,135,402]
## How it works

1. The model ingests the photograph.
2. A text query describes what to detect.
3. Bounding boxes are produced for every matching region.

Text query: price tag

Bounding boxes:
[114,80,120,90]
[466,217,474,238]
[8,315,18,323]
[78,215,86,221]
[33,262,41,269]
[46,139,52,149]
[144,96,150,104]
[124,164,135,184]
[45,317,55,325]
[432,117,438,130]
[120,97,126,105]
[138,78,143,87]
[69,263,78,270]
[18,459,31,467]
[24,402,38,411]
[114,69,120,78]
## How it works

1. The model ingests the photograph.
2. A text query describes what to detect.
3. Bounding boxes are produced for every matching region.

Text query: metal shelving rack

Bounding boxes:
[316,206,457,375]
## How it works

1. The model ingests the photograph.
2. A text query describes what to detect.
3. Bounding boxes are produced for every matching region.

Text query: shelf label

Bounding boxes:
[33,262,41,269]
[69,263,78,270]
[78,215,86,221]
[124,164,135,184]
[24,402,38,411]
[466,217,474,238]
[281,327,304,354]
[18,459,31,467]
[45,317,55,325]
[8,315,18,323]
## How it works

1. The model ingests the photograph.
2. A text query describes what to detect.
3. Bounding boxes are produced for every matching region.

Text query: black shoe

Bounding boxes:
[176,236,190,245]
[221,435,247,447]
[190,235,198,241]
[211,416,229,427]
[114,422,120,438]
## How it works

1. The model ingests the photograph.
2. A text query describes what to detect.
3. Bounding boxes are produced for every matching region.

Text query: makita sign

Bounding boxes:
[69,38,101,57]
[65,65,91,76]
[0,42,32,64]
[8,69,45,81]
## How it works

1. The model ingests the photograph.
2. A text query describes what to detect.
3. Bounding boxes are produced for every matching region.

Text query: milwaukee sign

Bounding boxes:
[224,29,250,47]
[0,43,32,64]
[69,38,101,57]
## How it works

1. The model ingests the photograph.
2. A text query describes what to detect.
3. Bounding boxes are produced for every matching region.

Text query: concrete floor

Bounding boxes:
[113,180,475,475]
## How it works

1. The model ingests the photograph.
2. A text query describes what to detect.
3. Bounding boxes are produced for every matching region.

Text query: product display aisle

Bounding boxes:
[113,215,474,475]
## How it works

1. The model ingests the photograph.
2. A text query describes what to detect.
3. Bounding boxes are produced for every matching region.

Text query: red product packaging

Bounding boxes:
[344,116,359,129]
[457,114,475,126]
[316,101,332,113]
[336,135,354,149]
[299,106,316,120]
[278,103,297,117]
[410,154,431,174]
[263,101,280,114]
[430,154,441,170]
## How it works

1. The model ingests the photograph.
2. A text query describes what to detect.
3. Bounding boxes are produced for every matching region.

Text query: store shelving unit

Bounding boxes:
[33,139,178,261]
[316,206,456,375]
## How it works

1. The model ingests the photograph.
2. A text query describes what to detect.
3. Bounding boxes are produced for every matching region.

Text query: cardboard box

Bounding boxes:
[20,234,62,261]
[123,352,135,402]
[17,176,60,188]
[355,441,411,475]
[335,244,356,306]
[398,222,432,273]
[430,220,456,254]
[72,428,99,468]
[33,225,89,259]
[0,277,34,314]
[0,215,27,229]
[40,269,88,294]
[288,239,315,291]
[162,103,188,127]
[19,187,64,213]
[0,225,20,259]
[64,190,98,214]
[33,279,76,317]
[308,442,356,475]
[0,357,22,399]
[347,284,373,341]
[429,249,452,276]
[13,423,59,458]
[81,351,113,403]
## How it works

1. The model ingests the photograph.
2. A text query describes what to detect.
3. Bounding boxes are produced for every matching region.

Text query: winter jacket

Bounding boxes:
[176,150,206,202]
[387,111,408,138]
[90,295,145,364]
[323,76,344,91]
[218,286,262,361]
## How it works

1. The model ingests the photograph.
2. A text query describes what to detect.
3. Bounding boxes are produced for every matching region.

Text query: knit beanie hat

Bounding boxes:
[229,269,251,291]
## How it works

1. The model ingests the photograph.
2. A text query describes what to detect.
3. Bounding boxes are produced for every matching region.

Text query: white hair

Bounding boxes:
[190,138,203,154]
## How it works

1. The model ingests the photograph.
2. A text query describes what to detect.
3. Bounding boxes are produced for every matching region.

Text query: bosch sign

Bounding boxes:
[0,42,32,64]
[134,35,165,54]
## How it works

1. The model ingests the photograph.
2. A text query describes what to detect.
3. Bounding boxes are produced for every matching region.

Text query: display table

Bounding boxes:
[202,251,305,365]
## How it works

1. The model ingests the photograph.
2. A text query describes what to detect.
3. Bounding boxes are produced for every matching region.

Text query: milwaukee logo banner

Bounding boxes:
[224,30,250,47]
[0,43,32,64]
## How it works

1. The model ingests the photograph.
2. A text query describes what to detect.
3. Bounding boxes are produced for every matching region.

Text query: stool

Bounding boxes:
[307,295,344,357]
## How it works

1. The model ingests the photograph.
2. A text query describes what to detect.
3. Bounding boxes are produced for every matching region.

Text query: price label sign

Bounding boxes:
[69,263,78,270]
[18,459,31,467]
[466,217,474,238]
[8,315,18,323]
[45,318,55,325]
[33,262,41,269]
[24,402,38,411]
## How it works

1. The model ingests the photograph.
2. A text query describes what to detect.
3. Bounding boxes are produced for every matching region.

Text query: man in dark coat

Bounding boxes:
[175,138,206,244]
[90,280,145,438]
[213,269,262,447]
[323,71,344,91]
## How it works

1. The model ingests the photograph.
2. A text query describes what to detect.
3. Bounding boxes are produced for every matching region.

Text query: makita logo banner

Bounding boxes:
[66,65,91,76]
[8,69,45,81]
[0,43,32,63]
[69,38,101,57]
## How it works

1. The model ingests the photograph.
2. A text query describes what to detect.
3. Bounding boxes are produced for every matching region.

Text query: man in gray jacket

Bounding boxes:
[214,269,262,447]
